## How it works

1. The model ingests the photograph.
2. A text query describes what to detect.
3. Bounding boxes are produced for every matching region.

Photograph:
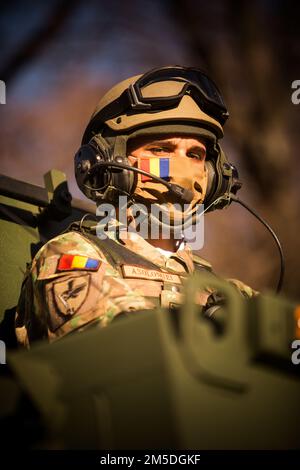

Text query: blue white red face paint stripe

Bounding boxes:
[140,157,170,182]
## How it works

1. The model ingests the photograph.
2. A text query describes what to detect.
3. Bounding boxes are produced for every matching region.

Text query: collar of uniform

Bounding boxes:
[94,217,165,266]
[176,247,195,273]
[101,218,194,273]
[117,230,167,267]
[166,245,194,274]
[120,231,195,274]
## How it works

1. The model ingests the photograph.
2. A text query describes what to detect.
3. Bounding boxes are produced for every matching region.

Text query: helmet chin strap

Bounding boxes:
[125,194,230,239]
[126,199,200,236]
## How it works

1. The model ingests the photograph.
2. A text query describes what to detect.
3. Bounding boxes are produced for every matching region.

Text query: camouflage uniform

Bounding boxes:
[15,220,257,348]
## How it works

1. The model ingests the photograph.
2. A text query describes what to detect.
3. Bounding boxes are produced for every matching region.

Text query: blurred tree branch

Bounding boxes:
[1,0,80,83]
[167,0,298,201]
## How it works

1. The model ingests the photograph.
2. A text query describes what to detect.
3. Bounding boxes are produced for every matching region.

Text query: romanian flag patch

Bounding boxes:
[139,157,170,182]
[57,254,100,272]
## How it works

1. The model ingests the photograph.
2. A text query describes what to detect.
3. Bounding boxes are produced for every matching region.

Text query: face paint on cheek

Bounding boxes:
[139,156,170,182]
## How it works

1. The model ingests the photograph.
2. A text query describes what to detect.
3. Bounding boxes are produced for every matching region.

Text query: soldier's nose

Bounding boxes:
[175,149,188,159]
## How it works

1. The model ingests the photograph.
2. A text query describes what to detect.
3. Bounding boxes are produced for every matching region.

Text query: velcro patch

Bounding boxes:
[122,265,181,284]
[53,274,90,317]
[57,254,101,272]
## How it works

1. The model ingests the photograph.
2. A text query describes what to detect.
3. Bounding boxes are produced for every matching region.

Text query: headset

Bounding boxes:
[74,133,242,211]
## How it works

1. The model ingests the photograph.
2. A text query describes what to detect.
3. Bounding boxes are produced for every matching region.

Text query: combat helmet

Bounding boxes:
[75,65,241,210]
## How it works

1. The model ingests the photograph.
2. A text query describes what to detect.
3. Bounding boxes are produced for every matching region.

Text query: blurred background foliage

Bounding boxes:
[0,0,299,298]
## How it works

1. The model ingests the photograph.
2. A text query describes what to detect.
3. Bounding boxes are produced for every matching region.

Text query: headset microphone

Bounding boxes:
[168,184,193,204]
[84,160,194,204]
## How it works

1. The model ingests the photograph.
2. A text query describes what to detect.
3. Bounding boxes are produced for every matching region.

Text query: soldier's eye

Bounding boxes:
[188,151,205,160]
[148,147,170,155]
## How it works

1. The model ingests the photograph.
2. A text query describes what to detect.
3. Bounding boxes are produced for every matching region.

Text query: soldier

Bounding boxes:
[15,66,257,348]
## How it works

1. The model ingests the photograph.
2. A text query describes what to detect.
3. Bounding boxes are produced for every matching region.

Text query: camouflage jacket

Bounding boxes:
[15,221,258,348]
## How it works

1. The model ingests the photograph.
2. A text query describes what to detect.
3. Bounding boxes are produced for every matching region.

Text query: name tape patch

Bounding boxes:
[122,265,181,284]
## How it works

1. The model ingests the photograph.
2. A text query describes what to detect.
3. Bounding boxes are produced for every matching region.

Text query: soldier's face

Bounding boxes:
[126,134,208,217]
[127,136,206,170]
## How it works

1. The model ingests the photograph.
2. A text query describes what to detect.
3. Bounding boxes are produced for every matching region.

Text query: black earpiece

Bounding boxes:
[204,146,242,211]
[75,137,136,202]
[74,142,110,200]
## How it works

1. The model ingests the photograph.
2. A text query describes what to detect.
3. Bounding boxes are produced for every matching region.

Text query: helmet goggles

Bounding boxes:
[96,66,229,128]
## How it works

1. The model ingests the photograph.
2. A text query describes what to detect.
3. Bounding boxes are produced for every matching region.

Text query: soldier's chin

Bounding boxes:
[167,198,203,215]
[150,199,203,224]
[132,192,203,222]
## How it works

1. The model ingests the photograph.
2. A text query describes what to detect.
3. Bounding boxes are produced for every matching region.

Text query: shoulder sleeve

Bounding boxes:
[226,278,259,299]
[32,231,107,281]
[15,232,109,347]
[191,253,258,299]
[15,266,36,348]
[192,253,213,271]
[15,232,154,347]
